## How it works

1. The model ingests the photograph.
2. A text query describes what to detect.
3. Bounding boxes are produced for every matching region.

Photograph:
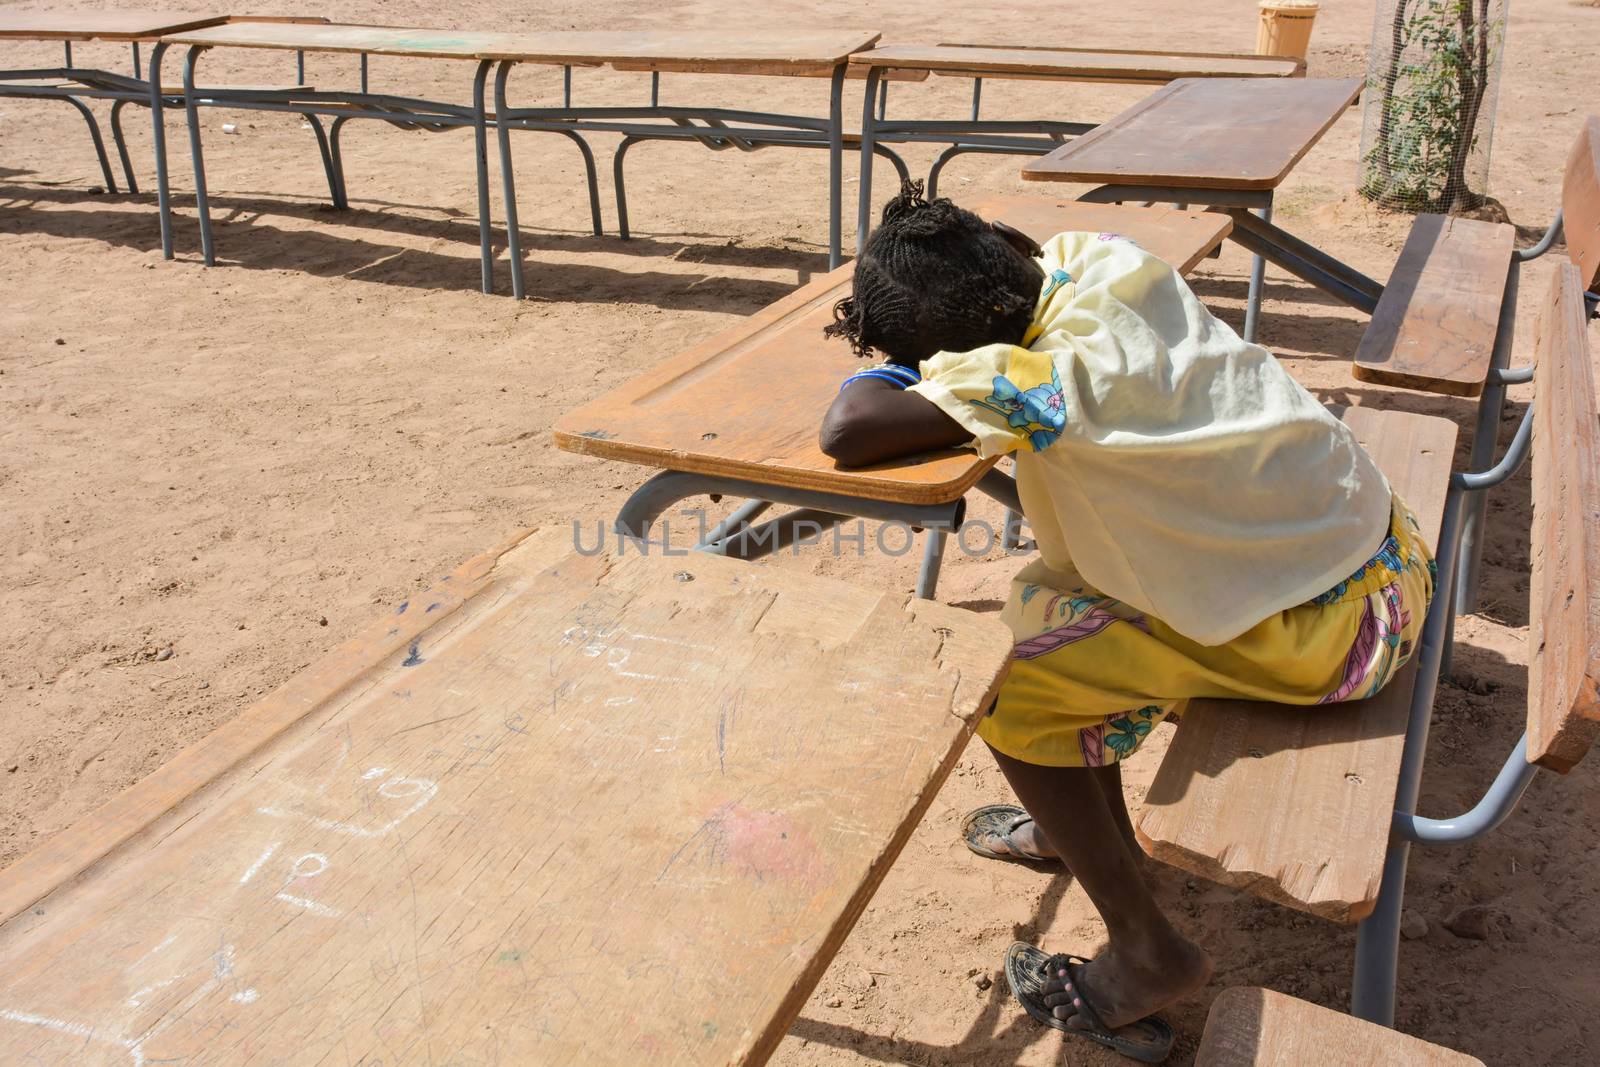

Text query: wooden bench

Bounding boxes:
[1137,261,1600,1021]
[1195,988,1483,1066]
[1355,115,1600,615]
[0,530,1011,1064]
[1354,115,1600,395]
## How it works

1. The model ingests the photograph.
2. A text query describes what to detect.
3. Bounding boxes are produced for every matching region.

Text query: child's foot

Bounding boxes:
[962,805,1057,862]
[1041,934,1212,1031]
[962,804,1147,868]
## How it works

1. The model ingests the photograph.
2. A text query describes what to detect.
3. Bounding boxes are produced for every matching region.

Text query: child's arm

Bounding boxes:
[819,378,971,467]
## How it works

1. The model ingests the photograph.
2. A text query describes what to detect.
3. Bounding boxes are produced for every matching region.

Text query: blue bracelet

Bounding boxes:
[840,363,922,391]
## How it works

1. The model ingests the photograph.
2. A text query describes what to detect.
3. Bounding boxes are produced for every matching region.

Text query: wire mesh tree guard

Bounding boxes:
[1359,0,1508,214]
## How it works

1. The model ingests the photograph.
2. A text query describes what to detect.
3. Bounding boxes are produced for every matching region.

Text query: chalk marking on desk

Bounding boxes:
[257,776,437,837]
[274,893,342,919]
[126,974,181,1008]
[287,853,329,881]
[238,842,280,885]
[0,1009,144,1065]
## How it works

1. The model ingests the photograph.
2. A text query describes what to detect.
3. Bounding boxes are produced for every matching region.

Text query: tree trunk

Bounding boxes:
[1444,0,1493,212]
[1370,0,1415,194]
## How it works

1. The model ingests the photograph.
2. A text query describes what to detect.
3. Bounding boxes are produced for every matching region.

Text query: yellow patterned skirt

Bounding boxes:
[978,495,1436,768]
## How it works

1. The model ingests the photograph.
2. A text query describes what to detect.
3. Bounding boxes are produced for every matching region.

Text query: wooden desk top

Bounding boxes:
[0,530,1011,1066]
[553,199,1230,505]
[162,21,523,61]
[1023,77,1363,191]
[849,44,1303,83]
[0,9,228,41]
[480,29,882,76]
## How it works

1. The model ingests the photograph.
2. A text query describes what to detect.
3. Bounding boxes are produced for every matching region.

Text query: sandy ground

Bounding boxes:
[2,0,1598,1063]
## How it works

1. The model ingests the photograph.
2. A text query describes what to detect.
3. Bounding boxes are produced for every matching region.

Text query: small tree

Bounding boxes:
[1360,0,1505,213]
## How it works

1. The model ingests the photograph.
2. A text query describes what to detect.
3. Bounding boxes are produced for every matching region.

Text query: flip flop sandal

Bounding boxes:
[961,804,1057,865]
[1004,942,1176,1063]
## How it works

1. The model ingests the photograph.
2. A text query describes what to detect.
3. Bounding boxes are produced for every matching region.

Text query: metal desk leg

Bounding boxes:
[493,61,526,300]
[109,99,138,193]
[855,65,883,255]
[471,60,494,295]
[147,42,174,259]
[826,63,845,270]
[916,527,949,599]
[181,45,216,266]
[1242,193,1272,345]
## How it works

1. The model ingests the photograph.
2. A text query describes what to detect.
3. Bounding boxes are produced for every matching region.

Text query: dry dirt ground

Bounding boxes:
[3,1,1599,1064]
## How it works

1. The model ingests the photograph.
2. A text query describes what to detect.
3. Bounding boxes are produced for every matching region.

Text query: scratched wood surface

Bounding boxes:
[0,528,1012,1065]
[849,44,1301,83]
[1195,988,1484,1066]
[552,199,1230,504]
[1528,263,1600,772]
[1021,77,1362,190]
[1137,404,1459,922]
[0,9,228,41]
[1352,214,1514,397]
[1562,115,1600,292]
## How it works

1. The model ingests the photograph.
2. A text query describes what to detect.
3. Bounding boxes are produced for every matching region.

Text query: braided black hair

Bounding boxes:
[824,182,1043,367]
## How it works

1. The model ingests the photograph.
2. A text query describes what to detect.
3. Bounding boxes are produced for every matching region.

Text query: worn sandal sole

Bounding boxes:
[1004,942,1175,1063]
[960,804,1058,865]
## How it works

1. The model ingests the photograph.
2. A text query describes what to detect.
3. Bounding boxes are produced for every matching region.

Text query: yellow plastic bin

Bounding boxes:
[1256,0,1319,60]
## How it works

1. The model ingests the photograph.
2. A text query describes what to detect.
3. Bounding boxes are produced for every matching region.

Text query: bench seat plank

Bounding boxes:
[1352,214,1514,397]
[1528,263,1600,771]
[1196,987,1484,1066]
[552,200,1229,504]
[0,530,1011,1065]
[1136,405,1459,923]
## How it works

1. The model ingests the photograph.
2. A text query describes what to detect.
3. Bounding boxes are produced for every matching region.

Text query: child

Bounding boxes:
[820,185,1433,1061]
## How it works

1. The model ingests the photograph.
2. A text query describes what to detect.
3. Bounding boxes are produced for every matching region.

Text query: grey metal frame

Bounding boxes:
[146,44,605,294]
[606,464,1023,601]
[854,66,1095,255]
[491,59,865,299]
[1349,397,1540,1025]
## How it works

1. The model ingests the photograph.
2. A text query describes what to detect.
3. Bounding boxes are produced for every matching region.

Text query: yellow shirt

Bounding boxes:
[907,230,1392,646]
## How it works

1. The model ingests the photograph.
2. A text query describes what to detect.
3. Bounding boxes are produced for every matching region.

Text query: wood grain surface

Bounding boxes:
[0,529,1012,1066]
[1196,987,1484,1066]
[1021,77,1362,190]
[1561,114,1600,292]
[552,200,1230,504]
[849,44,1301,83]
[1528,262,1600,772]
[1352,213,1514,397]
[0,9,228,41]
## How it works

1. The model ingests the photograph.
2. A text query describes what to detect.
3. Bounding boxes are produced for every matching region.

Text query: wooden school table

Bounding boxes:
[553,198,1231,598]
[150,21,605,293]
[846,43,1303,254]
[479,29,882,298]
[1022,76,1366,343]
[0,10,231,194]
[0,528,1012,1065]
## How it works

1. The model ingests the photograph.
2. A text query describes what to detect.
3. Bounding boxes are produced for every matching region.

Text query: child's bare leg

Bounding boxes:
[987,743,1211,1029]
[993,763,1141,860]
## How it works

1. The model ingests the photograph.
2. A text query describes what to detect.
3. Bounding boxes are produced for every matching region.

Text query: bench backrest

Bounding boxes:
[1528,261,1600,771]
[1563,115,1600,292]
